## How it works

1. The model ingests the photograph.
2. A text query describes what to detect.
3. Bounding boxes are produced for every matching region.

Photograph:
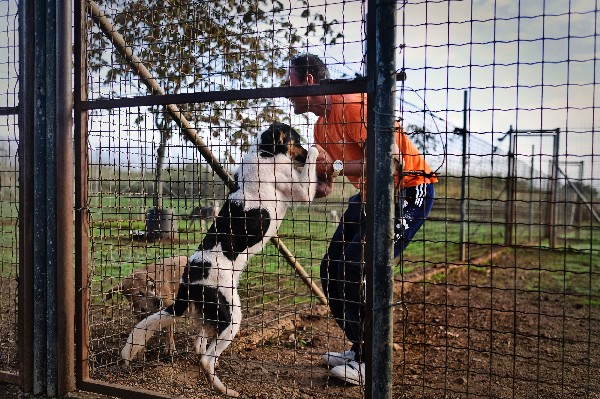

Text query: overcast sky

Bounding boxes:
[0,0,598,185]
[295,0,598,184]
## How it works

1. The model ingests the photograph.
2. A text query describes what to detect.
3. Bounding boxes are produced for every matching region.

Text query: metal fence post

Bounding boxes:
[529,145,534,241]
[18,0,74,395]
[56,0,75,394]
[18,0,35,391]
[74,0,91,386]
[504,127,515,246]
[366,0,396,398]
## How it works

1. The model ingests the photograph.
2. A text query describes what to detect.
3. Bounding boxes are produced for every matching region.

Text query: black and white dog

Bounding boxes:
[121,123,318,397]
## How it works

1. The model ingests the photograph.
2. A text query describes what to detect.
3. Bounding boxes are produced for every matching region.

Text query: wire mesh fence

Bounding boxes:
[393,1,600,398]
[84,106,363,397]
[0,0,20,379]
[80,1,600,397]
[0,0,599,397]
[82,1,371,396]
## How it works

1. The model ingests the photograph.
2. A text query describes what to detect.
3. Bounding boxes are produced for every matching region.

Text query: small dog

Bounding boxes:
[105,255,189,354]
[121,123,318,397]
[184,202,220,232]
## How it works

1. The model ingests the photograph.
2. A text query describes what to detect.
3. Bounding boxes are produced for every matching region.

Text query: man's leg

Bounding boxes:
[336,231,366,361]
[320,194,364,361]
[330,184,435,385]
[394,183,435,256]
[328,222,367,385]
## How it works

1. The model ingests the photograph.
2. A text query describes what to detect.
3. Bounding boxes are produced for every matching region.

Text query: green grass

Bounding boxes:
[0,222,17,279]
[527,246,600,299]
[1,189,598,309]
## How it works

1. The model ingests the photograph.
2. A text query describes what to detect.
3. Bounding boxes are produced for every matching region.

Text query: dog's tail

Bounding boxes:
[121,310,176,363]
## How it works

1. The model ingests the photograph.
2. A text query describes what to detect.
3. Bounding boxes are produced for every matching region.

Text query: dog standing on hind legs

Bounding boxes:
[121,123,319,397]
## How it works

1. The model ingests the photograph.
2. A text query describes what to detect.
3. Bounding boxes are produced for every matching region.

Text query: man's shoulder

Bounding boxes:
[333,93,366,105]
[331,93,366,117]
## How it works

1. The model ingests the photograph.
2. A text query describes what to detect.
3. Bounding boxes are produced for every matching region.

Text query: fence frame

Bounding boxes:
[16,0,75,395]
[70,0,397,398]
[503,128,560,248]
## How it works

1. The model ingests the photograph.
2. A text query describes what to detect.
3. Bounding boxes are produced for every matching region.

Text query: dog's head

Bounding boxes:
[257,123,308,165]
[104,272,171,315]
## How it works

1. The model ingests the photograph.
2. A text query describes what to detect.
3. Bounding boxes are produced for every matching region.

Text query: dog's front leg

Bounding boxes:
[292,146,319,202]
[122,310,175,364]
[164,322,176,355]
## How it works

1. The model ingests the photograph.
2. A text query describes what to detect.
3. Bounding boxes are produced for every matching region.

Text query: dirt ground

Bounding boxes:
[84,246,599,399]
[1,245,599,399]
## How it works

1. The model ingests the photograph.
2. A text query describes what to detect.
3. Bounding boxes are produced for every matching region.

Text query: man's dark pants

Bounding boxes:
[320,183,435,362]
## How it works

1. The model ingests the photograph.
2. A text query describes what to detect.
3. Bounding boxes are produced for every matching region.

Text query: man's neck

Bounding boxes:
[310,94,333,118]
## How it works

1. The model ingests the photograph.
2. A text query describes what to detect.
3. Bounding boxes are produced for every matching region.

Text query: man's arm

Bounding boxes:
[313,143,367,198]
[315,144,366,179]
[315,178,333,198]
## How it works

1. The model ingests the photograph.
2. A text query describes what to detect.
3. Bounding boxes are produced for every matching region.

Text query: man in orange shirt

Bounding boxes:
[286,53,436,385]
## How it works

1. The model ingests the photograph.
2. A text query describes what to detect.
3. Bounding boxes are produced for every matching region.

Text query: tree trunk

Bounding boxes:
[154,129,167,210]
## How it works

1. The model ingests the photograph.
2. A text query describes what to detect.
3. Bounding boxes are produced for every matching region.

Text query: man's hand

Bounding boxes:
[314,144,333,181]
[315,179,333,198]
[311,144,334,198]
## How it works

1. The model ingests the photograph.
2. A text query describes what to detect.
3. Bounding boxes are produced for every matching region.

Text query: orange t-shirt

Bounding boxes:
[314,93,438,190]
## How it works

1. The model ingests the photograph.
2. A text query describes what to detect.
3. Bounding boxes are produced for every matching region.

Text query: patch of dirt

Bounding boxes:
[83,246,599,399]
[0,276,18,374]
[392,260,599,399]
[2,246,599,399]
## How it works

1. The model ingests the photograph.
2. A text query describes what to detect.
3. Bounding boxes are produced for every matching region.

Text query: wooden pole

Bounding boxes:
[87,0,327,304]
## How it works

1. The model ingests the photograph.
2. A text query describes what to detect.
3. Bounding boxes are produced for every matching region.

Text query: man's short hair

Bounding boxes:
[289,53,330,83]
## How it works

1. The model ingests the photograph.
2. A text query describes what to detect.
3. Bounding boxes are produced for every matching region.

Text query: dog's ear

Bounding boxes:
[258,123,293,157]
[258,126,279,157]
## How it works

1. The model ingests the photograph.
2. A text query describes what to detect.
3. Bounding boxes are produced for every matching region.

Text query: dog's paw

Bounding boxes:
[307,146,319,161]
[121,343,136,363]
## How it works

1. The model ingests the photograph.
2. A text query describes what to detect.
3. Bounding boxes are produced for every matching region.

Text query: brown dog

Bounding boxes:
[105,255,189,354]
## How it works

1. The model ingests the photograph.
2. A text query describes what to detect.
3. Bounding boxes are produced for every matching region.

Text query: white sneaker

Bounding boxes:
[322,349,356,367]
[330,360,365,385]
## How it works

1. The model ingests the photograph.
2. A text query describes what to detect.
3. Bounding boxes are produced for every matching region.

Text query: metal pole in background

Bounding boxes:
[549,129,560,249]
[459,90,468,262]
[529,145,534,242]
[504,127,515,246]
[366,0,396,398]
[576,162,583,239]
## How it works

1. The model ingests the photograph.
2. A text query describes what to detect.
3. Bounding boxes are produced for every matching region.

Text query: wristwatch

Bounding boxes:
[331,160,344,178]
